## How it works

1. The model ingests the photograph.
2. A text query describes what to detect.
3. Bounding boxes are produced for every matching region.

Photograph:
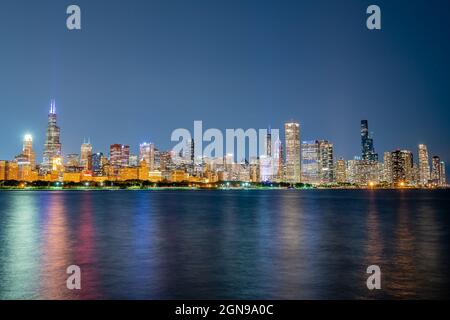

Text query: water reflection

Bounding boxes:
[40,192,70,299]
[0,190,449,299]
[0,193,40,299]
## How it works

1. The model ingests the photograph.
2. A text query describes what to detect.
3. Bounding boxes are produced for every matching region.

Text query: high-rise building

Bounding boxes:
[418,144,430,186]
[80,140,93,171]
[336,157,347,183]
[91,152,104,176]
[42,99,62,173]
[110,144,130,168]
[284,121,301,183]
[301,141,320,184]
[431,156,445,186]
[440,162,446,186]
[361,120,378,161]
[139,142,155,171]
[266,129,272,157]
[383,152,392,183]
[318,140,334,183]
[22,134,36,169]
[390,150,413,186]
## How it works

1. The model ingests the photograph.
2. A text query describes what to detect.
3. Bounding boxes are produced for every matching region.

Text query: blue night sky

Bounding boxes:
[0,0,449,166]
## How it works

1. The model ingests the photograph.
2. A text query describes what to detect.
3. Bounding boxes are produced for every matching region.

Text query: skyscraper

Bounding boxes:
[301,140,320,184]
[431,156,443,186]
[284,121,301,184]
[80,139,93,171]
[390,150,413,186]
[91,152,104,176]
[139,142,155,171]
[335,157,347,183]
[418,144,430,186]
[22,134,35,169]
[110,144,130,168]
[42,99,62,173]
[361,120,378,161]
[318,140,334,183]
[440,161,446,186]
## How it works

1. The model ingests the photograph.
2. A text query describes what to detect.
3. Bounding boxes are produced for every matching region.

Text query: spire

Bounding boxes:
[49,99,56,114]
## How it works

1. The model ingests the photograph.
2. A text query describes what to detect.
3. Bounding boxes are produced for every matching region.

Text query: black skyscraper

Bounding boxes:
[361,120,378,161]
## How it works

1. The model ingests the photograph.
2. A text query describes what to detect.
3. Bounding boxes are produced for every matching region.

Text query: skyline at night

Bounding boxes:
[1,0,449,168]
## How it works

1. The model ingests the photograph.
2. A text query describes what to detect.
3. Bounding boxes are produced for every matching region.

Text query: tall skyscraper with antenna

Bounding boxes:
[42,99,62,173]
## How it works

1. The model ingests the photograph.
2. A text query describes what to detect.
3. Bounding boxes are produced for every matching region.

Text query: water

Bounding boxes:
[0,189,449,300]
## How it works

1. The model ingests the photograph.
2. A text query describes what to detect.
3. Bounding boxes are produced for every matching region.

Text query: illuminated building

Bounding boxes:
[431,156,445,186]
[118,167,138,181]
[5,161,19,180]
[336,157,347,183]
[171,170,189,183]
[148,170,163,182]
[440,161,446,186]
[284,121,301,183]
[91,152,104,176]
[418,144,430,186]
[63,172,81,183]
[266,129,272,157]
[318,140,334,183]
[259,155,272,182]
[110,144,130,168]
[139,142,155,171]
[390,150,414,186]
[383,152,392,183]
[0,160,6,180]
[129,154,138,167]
[138,160,149,181]
[301,141,320,184]
[42,100,62,174]
[361,120,378,161]
[80,140,92,171]
[272,136,282,182]
[22,134,36,169]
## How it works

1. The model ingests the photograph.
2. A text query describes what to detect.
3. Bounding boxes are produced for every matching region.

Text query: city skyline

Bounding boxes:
[0,101,446,188]
[1,1,449,168]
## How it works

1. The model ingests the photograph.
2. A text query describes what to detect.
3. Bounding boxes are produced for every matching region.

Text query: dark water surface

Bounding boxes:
[0,190,449,300]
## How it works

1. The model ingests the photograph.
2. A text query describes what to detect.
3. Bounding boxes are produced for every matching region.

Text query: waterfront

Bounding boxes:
[0,190,449,299]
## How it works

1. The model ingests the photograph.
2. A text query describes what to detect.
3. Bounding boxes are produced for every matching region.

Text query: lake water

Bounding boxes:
[0,189,449,300]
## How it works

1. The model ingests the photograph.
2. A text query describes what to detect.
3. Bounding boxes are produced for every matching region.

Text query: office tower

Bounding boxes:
[139,142,155,171]
[129,155,138,167]
[42,99,62,173]
[336,157,347,183]
[109,144,130,168]
[361,120,378,161]
[159,151,173,172]
[272,136,282,181]
[383,151,392,183]
[301,141,320,184]
[259,155,272,182]
[22,134,36,169]
[91,152,104,176]
[80,140,92,171]
[390,150,413,186]
[440,162,446,186]
[318,140,334,183]
[65,154,80,167]
[284,121,301,183]
[267,129,272,157]
[431,156,443,186]
[418,144,430,186]
[190,138,195,163]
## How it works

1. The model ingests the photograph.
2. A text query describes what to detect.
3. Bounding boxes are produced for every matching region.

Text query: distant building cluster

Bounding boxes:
[0,101,447,188]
